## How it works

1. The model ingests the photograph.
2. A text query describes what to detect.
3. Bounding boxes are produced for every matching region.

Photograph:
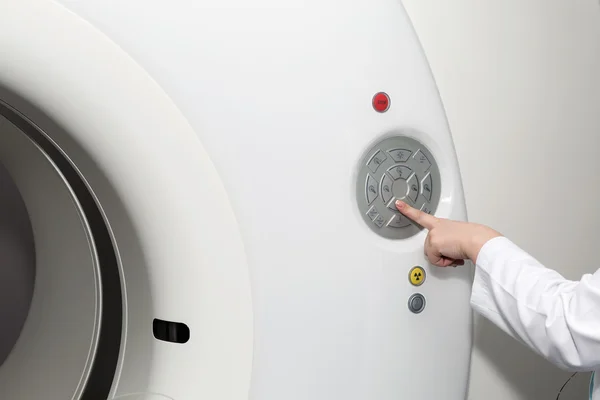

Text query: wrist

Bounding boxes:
[465,225,501,263]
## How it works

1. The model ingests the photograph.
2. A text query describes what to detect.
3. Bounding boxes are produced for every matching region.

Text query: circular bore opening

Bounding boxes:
[0,101,123,399]
[0,163,35,367]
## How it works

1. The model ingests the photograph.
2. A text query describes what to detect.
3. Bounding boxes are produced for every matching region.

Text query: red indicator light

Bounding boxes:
[372,92,390,113]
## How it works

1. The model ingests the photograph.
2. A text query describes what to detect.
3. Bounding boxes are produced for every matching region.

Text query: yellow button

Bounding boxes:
[409,266,426,286]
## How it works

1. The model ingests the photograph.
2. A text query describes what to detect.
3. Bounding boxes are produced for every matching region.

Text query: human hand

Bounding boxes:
[395,200,501,267]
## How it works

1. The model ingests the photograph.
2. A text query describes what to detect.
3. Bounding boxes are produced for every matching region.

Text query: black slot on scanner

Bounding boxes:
[153,318,190,344]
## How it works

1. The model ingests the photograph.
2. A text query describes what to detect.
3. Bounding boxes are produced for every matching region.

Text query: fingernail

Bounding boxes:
[395,200,403,208]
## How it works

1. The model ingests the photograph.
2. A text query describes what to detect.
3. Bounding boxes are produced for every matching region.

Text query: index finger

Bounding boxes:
[395,200,437,229]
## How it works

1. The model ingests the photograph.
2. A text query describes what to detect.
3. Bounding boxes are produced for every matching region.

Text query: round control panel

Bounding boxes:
[356,135,441,239]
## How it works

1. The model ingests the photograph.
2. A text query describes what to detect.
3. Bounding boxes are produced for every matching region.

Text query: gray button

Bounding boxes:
[366,206,379,221]
[420,202,433,215]
[407,174,419,202]
[367,150,387,173]
[421,173,433,202]
[408,293,426,314]
[387,148,412,163]
[387,214,411,228]
[414,150,431,171]
[387,165,412,181]
[380,174,394,204]
[373,214,386,228]
[365,174,378,205]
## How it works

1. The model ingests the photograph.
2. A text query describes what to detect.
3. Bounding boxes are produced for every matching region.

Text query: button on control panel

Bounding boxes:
[421,173,433,202]
[409,266,426,286]
[414,149,431,171]
[367,150,387,173]
[388,148,411,163]
[387,214,410,228]
[365,175,378,205]
[356,135,441,239]
[380,174,394,204]
[366,206,379,221]
[408,293,426,314]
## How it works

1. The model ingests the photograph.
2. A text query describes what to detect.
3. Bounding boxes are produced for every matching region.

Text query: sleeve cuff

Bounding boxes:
[475,235,524,271]
[470,235,522,315]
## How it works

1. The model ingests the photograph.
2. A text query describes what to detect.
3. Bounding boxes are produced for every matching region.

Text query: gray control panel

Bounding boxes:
[356,135,440,239]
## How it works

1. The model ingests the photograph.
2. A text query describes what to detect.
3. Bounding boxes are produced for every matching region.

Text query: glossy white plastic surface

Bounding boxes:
[0,1,253,399]
[0,0,471,398]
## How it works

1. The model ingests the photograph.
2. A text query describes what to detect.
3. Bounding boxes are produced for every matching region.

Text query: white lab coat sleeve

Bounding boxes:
[470,236,600,371]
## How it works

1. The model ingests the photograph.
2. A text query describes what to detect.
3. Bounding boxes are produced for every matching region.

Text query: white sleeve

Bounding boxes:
[470,236,600,371]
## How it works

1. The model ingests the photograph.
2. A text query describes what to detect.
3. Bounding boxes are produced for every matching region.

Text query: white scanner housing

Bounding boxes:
[0,1,473,399]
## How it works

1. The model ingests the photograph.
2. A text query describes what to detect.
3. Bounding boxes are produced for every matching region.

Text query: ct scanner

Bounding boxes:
[0,0,473,399]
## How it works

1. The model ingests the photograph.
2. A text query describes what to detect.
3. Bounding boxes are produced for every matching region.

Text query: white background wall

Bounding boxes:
[402,0,600,398]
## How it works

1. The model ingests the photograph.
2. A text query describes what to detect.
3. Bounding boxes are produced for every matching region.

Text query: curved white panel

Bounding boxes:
[50,1,473,399]
[0,0,472,399]
[0,1,254,399]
